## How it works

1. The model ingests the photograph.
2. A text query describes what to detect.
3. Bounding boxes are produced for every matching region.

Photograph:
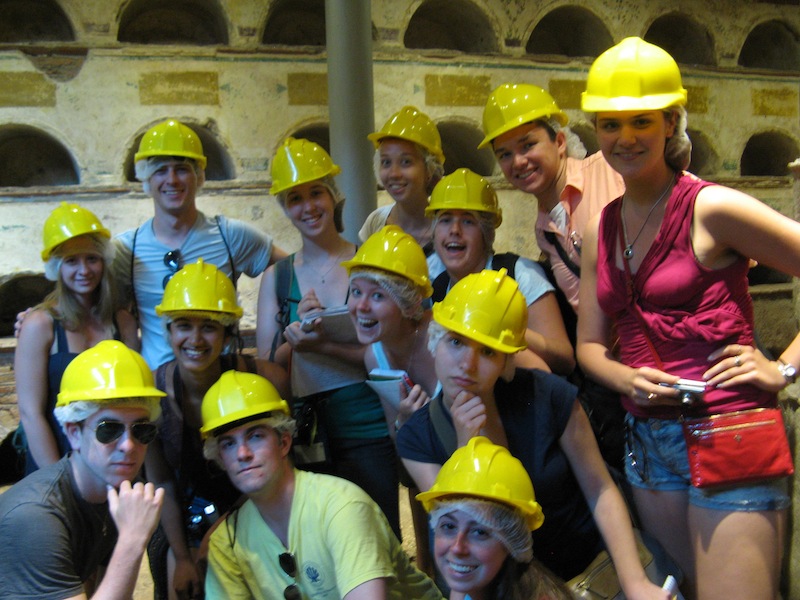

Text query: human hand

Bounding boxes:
[107,481,164,548]
[173,555,203,600]
[283,319,325,351]
[450,390,486,445]
[397,384,430,428]
[704,343,786,392]
[297,289,324,320]
[627,366,683,407]
[14,307,32,338]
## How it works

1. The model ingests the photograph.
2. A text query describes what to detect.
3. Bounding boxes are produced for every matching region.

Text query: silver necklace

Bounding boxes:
[621,179,673,260]
[301,245,350,284]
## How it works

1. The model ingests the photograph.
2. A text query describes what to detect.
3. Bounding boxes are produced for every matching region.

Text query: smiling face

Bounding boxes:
[149,160,199,216]
[433,209,488,280]
[216,420,292,496]
[66,405,154,499]
[434,509,508,599]
[378,138,430,204]
[595,110,675,182]
[434,331,507,403]
[168,316,227,372]
[347,277,406,345]
[282,180,336,237]
[59,236,104,297]
[492,122,565,198]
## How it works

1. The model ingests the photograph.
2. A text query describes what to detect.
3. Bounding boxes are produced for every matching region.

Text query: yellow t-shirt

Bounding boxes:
[206,469,442,600]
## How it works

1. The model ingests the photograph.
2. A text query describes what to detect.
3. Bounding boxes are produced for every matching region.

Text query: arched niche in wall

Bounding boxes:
[286,123,330,154]
[0,0,74,42]
[0,273,55,336]
[739,20,800,71]
[0,125,78,186]
[437,119,494,176]
[262,0,326,47]
[741,131,799,177]
[118,0,228,45]
[686,129,719,177]
[526,6,612,58]
[644,13,715,66]
[125,121,235,183]
[404,0,499,54]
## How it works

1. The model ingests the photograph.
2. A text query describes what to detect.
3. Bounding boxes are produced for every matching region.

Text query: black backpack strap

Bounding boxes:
[129,226,140,321]
[431,270,451,303]
[241,354,257,373]
[270,256,296,362]
[215,215,237,288]
[215,215,245,353]
[428,396,457,457]
[543,230,580,278]
[490,252,520,278]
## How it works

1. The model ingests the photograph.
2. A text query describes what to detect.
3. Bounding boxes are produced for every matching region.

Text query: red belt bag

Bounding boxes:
[682,408,794,488]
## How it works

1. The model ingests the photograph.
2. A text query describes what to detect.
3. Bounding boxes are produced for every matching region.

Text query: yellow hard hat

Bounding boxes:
[200,370,291,438]
[270,137,341,195]
[134,119,207,170]
[417,436,544,531]
[155,259,243,320]
[581,37,687,112]
[368,106,445,164]
[341,225,433,297]
[425,168,502,227]
[57,340,166,407]
[433,268,527,354]
[41,202,111,261]
[478,83,568,149]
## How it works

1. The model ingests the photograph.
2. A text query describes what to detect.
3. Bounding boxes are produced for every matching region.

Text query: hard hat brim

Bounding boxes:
[581,90,687,113]
[478,108,568,149]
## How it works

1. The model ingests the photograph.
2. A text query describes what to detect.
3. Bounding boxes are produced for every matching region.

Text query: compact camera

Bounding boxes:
[659,378,706,406]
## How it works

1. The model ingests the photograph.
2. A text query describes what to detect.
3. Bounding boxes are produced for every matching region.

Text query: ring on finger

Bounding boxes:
[647,392,657,401]
[735,356,741,367]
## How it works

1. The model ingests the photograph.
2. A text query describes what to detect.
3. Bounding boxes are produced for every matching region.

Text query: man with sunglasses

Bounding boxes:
[114,119,287,369]
[0,341,165,599]
[201,371,442,600]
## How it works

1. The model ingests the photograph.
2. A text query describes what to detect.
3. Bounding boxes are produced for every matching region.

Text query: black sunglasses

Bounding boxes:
[162,249,182,288]
[279,552,301,600]
[90,420,158,445]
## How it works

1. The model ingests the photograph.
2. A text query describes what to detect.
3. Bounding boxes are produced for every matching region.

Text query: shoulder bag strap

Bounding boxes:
[543,230,581,278]
[428,395,458,456]
[270,257,294,362]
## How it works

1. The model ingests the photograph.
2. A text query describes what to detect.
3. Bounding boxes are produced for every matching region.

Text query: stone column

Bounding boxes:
[325,0,377,243]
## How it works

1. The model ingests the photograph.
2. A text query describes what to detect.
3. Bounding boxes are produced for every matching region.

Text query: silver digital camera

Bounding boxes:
[660,378,706,405]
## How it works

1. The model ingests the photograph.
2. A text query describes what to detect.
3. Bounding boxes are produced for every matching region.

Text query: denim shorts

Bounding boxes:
[624,414,791,512]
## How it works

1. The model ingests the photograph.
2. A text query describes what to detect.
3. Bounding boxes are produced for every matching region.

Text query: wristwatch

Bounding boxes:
[777,359,798,384]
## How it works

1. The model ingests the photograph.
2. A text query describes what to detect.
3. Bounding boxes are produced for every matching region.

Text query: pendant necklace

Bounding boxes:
[621,178,674,260]
[302,244,350,284]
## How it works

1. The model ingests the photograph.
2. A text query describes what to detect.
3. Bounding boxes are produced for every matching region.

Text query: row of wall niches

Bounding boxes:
[0,121,796,188]
[2,0,800,72]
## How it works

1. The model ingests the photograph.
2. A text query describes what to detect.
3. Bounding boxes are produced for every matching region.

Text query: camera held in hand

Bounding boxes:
[660,378,706,406]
